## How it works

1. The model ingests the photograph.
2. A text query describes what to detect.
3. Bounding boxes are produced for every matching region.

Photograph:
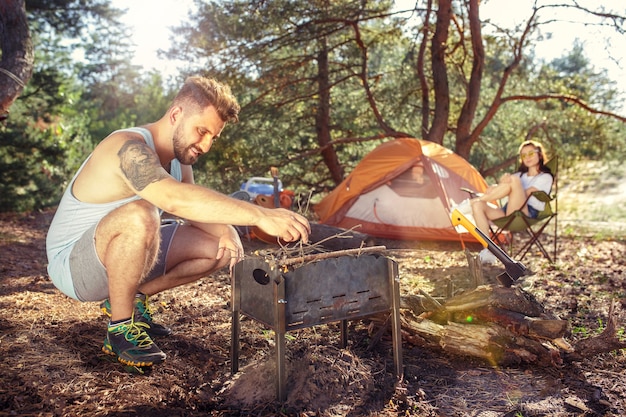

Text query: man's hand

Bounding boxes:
[215,225,244,273]
[256,208,311,243]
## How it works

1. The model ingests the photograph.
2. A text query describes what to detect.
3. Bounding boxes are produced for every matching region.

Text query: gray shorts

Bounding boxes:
[69,220,180,302]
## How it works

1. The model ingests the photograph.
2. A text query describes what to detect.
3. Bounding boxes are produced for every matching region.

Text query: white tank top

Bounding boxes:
[46,127,182,299]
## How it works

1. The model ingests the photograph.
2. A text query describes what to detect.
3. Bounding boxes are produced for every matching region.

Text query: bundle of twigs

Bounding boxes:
[249,226,386,270]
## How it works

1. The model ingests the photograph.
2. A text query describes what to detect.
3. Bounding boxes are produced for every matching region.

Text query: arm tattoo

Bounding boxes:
[118,139,170,191]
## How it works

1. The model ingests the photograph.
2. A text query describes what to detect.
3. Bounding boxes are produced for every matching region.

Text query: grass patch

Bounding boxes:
[558,159,626,239]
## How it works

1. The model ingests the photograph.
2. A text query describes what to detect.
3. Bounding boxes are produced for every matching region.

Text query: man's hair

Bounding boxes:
[172,76,240,123]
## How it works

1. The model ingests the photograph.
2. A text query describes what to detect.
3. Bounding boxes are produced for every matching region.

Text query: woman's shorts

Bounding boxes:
[501,204,540,219]
[527,205,539,218]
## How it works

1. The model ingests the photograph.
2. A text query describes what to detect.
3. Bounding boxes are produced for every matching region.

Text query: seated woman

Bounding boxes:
[471,140,553,263]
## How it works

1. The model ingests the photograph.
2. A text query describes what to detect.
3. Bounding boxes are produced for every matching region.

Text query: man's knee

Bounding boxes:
[121,200,161,233]
[99,200,161,246]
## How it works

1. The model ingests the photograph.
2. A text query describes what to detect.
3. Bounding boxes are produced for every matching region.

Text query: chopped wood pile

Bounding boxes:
[399,255,626,367]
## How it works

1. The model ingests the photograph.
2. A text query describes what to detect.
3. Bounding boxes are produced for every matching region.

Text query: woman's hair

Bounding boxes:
[516,140,551,174]
[172,76,240,123]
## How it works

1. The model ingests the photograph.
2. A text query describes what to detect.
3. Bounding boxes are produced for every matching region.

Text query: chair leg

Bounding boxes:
[516,217,555,262]
[553,214,558,263]
[516,229,552,263]
[489,227,509,256]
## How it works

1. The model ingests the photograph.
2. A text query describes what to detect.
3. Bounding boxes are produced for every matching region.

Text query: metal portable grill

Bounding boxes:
[231,250,403,401]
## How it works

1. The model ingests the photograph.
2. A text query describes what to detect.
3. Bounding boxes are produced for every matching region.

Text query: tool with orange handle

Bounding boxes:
[450,209,529,287]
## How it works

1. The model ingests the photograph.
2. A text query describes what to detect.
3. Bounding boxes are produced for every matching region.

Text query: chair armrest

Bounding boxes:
[529,190,553,203]
[460,187,481,198]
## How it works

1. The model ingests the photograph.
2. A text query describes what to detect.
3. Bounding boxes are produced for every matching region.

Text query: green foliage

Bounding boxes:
[168,0,625,194]
[1,4,100,212]
[26,0,123,38]
[168,0,414,195]
[0,0,138,212]
[465,39,625,179]
[3,0,625,213]
[80,70,174,143]
[0,93,92,212]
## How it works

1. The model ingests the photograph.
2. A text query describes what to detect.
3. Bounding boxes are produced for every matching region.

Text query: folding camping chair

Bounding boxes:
[490,157,558,263]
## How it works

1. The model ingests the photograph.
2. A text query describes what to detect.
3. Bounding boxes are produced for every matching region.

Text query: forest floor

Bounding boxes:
[1,160,626,417]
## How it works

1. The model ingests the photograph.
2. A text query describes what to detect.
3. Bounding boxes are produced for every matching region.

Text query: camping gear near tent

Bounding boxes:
[314,138,489,242]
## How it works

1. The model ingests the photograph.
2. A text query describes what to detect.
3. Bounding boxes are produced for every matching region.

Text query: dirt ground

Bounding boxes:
[1,208,626,417]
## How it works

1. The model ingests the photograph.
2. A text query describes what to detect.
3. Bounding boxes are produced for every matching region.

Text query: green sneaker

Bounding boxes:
[102,317,166,367]
[100,294,172,337]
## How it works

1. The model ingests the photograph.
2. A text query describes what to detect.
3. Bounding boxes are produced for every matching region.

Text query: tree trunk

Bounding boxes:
[316,39,343,185]
[426,0,451,145]
[455,0,484,160]
[0,0,34,117]
[416,0,433,139]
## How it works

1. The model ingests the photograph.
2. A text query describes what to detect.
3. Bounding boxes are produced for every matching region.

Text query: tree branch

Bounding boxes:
[469,5,539,142]
[502,93,626,122]
[349,20,396,135]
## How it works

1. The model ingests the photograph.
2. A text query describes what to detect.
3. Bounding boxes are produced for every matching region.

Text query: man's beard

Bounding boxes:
[172,124,198,165]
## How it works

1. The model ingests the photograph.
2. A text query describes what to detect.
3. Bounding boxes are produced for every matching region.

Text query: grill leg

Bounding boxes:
[231,311,240,374]
[275,329,286,402]
[274,279,287,402]
[340,319,348,349]
[388,259,403,378]
[231,270,241,374]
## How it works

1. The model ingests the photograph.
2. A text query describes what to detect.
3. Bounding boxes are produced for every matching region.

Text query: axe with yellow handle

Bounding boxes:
[450,209,530,287]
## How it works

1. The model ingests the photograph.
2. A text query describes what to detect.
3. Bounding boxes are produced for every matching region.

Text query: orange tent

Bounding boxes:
[314,138,488,241]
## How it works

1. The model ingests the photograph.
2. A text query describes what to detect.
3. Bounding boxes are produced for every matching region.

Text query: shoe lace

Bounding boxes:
[112,321,154,348]
[136,295,154,322]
